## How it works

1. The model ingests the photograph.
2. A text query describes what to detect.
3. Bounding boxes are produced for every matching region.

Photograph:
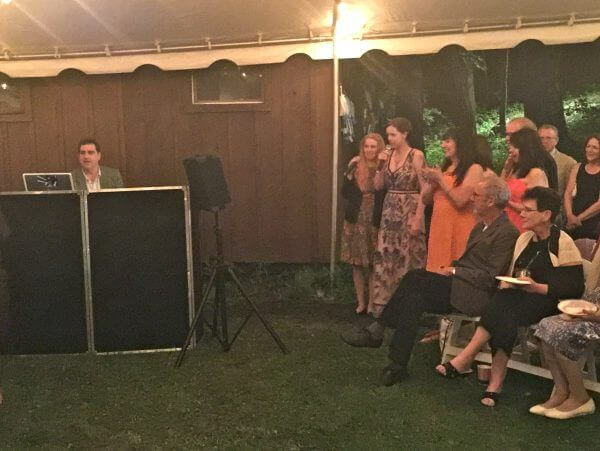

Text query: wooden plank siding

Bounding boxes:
[0,58,334,263]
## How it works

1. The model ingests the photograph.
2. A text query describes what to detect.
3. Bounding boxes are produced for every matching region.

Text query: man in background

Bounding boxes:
[538,124,577,198]
[71,138,124,191]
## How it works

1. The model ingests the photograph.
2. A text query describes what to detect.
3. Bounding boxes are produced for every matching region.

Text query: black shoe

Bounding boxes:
[380,363,407,386]
[340,327,383,348]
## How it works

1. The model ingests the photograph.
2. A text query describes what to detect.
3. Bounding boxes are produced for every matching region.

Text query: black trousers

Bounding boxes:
[380,269,453,366]
[479,288,557,357]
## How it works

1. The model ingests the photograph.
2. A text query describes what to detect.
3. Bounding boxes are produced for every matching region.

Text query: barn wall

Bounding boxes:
[0,56,334,263]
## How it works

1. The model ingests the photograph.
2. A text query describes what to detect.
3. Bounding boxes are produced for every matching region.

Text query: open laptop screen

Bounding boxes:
[22,173,74,191]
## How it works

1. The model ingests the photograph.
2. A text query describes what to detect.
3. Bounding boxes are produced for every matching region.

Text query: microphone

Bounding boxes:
[377,145,392,171]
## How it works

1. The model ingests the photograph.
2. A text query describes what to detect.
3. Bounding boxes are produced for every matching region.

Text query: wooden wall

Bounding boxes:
[0,55,334,262]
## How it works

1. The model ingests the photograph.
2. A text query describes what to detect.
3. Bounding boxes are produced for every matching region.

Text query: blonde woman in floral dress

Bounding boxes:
[340,133,385,314]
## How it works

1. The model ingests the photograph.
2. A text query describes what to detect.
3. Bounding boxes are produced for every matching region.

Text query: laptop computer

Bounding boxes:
[23,173,74,191]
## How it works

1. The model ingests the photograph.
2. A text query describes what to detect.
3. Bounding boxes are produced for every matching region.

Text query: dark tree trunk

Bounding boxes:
[437,46,477,133]
[390,55,425,151]
[509,41,576,154]
[357,51,425,150]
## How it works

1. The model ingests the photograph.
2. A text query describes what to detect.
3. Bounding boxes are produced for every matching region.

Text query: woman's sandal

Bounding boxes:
[436,361,471,379]
[481,391,500,407]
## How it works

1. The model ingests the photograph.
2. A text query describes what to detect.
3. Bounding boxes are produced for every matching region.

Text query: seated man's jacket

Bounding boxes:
[450,212,519,316]
[71,166,124,191]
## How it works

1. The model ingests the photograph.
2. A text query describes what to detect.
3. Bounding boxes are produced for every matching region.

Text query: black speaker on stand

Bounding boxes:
[175,154,288,367]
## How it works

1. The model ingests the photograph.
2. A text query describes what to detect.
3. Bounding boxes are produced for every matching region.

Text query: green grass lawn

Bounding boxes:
[1,265,598,449]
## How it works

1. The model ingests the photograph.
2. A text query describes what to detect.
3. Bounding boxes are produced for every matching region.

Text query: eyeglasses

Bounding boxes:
[522,205,542,213]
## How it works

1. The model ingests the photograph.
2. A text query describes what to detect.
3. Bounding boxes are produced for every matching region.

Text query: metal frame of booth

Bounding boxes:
[0,186,194,355]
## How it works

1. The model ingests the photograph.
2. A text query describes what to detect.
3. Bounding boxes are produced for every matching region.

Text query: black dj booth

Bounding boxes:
[0,187,194,355]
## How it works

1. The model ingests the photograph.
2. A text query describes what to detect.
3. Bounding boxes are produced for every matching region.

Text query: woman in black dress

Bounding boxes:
[564,134,600,239]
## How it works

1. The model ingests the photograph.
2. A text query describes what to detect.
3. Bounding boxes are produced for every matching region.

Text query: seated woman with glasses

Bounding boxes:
[435,187,585,407]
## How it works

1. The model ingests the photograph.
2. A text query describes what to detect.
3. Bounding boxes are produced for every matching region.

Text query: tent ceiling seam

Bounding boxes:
[1,16,599,63]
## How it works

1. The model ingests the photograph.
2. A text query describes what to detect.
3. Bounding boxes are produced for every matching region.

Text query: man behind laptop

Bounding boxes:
[71,138,124,191]
[341,173,519,386]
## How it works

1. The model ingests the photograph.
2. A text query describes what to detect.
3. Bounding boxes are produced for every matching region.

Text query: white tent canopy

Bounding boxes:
[1,0,599,77]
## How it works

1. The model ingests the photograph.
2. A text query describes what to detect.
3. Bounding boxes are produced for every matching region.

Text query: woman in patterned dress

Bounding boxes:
[340,133,385,314]
[529,285,600,419]
[369,118,427,317]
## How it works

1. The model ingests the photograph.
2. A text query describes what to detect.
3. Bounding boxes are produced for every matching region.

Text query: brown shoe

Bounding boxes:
[380,363,408,386]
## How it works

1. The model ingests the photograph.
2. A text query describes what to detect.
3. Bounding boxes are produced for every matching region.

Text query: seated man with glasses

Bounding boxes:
[342,174,519,386]
[436,186,584,407]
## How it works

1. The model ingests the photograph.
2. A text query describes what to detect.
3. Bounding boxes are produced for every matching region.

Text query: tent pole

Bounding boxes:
[330,0,340,285]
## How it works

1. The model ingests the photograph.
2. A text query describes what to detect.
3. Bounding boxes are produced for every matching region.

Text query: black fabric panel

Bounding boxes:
[183,154,231,211]
[0,193,87,354]
[88,189,190,352]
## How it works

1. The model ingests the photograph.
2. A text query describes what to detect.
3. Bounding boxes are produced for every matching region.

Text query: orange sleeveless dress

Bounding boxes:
[505,177,528,233]
[426,173,477,274]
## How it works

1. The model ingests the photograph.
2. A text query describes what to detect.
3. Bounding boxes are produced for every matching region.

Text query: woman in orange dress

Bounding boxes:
[340,133,385,314]
[422,128,485,274]
[501,128,549,232]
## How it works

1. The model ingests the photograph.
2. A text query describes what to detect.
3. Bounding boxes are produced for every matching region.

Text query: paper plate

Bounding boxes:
[495,276,532,285]
[557,300,599,317]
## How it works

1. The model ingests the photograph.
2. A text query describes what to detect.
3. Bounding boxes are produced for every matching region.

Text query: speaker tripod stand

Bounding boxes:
[175,209,288,367]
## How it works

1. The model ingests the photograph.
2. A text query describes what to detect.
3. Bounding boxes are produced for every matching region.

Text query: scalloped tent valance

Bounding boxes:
[0,0,599,77]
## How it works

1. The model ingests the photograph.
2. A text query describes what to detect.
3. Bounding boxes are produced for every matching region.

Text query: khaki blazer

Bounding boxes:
[551,148,577,197]
[71,166,124,191]
[450,213,519,316]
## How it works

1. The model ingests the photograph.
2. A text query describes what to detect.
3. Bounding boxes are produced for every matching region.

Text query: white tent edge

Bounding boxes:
[1,22,599,78]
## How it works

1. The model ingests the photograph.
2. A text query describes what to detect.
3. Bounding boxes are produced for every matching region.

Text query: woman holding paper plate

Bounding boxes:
[528,287,600,419]
[435,187,585,407]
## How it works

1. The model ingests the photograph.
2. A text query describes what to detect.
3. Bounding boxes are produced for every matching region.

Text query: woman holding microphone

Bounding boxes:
[340,133,386,314]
